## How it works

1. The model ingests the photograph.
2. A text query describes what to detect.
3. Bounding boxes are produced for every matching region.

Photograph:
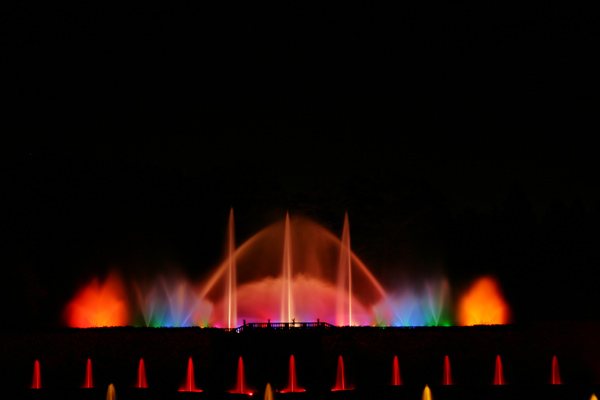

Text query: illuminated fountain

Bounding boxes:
[280,355,305,393]
[443,355,452,385]
[63,212,513,328]
[422,384,432,400]
[392,355,401,385]
[332,356,352,391]
[204,212,390,327]
[31,360,41,389]
[83,359,93,389]
[179,357,202,392]
[106,383,116,400]
[264,383,274,400]
[494,355,504,385]
[137,358,148,388]
[230,356,254,395]
[552,355,561,384]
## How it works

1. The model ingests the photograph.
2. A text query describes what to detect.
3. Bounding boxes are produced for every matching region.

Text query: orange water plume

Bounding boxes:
[422,384,433,400]
[64,272,128,327]
[457,277,510,325]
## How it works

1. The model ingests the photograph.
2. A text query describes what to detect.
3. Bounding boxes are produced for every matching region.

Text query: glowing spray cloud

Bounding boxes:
[457,276,510,325]
[63,214,504,328]
[133,276,212,327]
[373,279,451,327]
[64,272,129,327]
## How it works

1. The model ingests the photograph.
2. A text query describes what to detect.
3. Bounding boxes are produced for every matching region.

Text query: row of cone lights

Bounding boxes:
[28,354,569,390]
[28,354,599,400]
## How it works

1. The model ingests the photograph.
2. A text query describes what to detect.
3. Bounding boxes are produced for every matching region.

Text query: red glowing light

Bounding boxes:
[31,360,41,389]
[179,357,202,392]
[64,273,129,327]
[457,277,510,325]
[494,355,504,385]
[138,358,148,388]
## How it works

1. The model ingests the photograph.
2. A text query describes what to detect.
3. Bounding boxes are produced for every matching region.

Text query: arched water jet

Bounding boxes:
[31,360,41,389]
[203,215,389,326]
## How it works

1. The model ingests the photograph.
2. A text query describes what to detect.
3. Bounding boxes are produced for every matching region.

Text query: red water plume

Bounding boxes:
[280,355,305,393]
[443,355,452,385]
[392,356,401,386]
[332,355,352,391]
[457,277,510,325]
[84,358,93,388]
[138,358,148,388]
[552,355,561,385]
[179,357,202,392]
[494,355,504,385]
[230,356,254,394]
[64,273,129,327]
[31,360,41,389]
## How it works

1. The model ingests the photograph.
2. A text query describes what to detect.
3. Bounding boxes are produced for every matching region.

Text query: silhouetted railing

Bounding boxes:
[235,321,335,333]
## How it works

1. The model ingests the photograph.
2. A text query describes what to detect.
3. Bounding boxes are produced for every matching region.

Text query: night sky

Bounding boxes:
[2,3,599,328]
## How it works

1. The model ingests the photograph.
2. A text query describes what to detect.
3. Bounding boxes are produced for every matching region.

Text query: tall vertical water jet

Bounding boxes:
[422,384,433,400]
[552,355,561,384]
[392,355,401,385]
[337,213,352,326]
[332,355,351,391]
[443,355,452,385]
[179,357,202,392]
[281,212,293,323]
[84,358,93,388]
[137,358,147,388]
[226,208,237,329]
[281,355,305,392]
[264,383,274,400]
[494,355,504,385]
[106,383,116,400]
[31,360,41,389]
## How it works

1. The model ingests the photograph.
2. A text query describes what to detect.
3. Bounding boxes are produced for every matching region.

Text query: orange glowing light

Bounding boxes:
[64,273,129,327]
[457,277,510,325]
